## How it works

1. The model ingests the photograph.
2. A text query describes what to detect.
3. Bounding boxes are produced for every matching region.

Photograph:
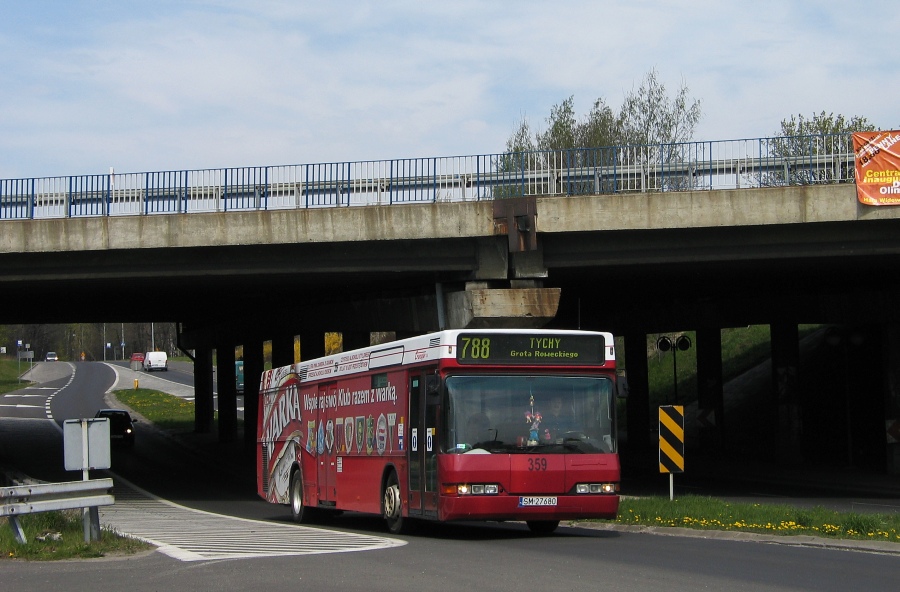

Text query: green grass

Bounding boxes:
[0,510,151,561]
[115,388,200,432]
[0,358,31,395]
[605,495,900,543]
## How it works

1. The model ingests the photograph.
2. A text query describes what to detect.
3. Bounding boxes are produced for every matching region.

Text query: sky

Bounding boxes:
[1,0,897,179]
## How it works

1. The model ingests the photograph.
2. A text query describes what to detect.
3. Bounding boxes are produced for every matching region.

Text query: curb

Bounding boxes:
[567,521,900,555]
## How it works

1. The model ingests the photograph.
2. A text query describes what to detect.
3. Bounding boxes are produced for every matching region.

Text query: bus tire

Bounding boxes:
[382,472,409,534]
[526,520,560,535]
[290,468,317,524]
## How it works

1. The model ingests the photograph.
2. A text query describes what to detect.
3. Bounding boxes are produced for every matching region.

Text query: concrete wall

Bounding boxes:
[3,184,898,255]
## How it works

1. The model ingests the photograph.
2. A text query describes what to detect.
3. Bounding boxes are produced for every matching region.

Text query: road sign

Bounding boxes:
[659,405,684,473]
[887,419,900,444]
[697,408,716,428]
[63,418,111,473]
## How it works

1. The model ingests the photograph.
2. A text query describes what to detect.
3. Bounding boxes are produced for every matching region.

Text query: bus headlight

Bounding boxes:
[575,483,618,494]
[444,483,500,495]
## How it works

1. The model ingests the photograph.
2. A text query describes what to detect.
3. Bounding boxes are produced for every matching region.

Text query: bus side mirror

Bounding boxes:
[616,372,629,399]
[426,375,440,394]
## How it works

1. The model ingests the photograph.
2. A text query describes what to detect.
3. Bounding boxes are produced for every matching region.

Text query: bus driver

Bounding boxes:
[543,395,575,441]
[466,412,491,444]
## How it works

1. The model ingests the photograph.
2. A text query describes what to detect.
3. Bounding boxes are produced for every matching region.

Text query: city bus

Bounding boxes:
[256,329,620,535]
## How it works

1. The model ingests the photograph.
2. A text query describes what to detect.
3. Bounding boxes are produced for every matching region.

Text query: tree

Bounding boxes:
[617,68,702,191]
[535,97,579,195]
[493,115,536,198]
[575,98,619,153]
[497,68,702,195]
[536,96,578,152]
[505,115,535,154]
[618,68,701,147]
[759,111,877,186]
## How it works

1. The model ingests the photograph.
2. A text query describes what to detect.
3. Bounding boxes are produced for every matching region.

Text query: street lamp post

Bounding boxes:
[657,334,692,404]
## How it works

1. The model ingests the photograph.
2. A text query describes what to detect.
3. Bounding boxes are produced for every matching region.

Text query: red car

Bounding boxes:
[130,352,145,363]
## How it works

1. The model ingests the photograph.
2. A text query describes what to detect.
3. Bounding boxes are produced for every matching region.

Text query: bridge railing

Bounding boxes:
[0,133,857,220]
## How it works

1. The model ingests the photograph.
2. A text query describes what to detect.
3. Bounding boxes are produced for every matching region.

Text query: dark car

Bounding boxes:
[95,409,137,447]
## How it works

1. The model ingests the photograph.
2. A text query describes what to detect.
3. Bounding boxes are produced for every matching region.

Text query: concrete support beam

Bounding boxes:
[509,248,548,279]
[445,283,561,329]
[243,340,263,456]
[884,323,900,475]
[299,331,325,361]
[341,331,370,352]
[623,331,651,455]
[696,327,725,454]
[194,347,214,434]
[771,323,802,465]
[272,334,294,368]
[473,237,509,280]
[217,344,237,444]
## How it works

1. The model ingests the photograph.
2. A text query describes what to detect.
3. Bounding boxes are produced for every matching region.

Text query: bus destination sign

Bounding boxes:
[455,333,606,365]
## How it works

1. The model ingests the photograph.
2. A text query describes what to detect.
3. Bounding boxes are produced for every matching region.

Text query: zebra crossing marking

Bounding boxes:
[101,476,405,561]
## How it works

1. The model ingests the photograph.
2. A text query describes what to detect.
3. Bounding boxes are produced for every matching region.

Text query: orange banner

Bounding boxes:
[853,131,900,205]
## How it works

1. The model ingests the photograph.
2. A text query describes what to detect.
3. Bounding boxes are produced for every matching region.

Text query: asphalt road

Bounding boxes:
[1,362,898,592]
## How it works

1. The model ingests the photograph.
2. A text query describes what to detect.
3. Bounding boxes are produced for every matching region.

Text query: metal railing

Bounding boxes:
[1,477,114,543]
[0,134,857,220]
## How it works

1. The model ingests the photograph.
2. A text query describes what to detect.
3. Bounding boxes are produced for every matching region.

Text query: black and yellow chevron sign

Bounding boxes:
[658,405,685,473]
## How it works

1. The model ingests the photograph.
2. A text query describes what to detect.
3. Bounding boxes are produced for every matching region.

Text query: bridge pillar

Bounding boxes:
[885,323,900,475]
[243,340,263,457]
[771,323,802,465]
[696,327,725,455]
[272,334,295,368]
[298,331,325,361]
[216,344,237,444]
[622,331,651,457]
[341,331,371,352]
[194,347,214,434]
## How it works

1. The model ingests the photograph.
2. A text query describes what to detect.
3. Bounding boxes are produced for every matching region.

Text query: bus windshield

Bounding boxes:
[444,374,616,454]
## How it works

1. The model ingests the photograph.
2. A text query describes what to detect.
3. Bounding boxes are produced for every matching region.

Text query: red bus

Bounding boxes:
[256,329,620,535]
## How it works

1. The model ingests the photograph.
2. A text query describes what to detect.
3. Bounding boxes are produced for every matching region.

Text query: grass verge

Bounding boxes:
[0,358,30,396]
[0,510,151,561]
[603,495,900,543]
[115,388,200,432]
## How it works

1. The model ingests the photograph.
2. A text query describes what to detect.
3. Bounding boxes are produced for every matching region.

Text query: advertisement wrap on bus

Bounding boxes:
[257,329,620,535]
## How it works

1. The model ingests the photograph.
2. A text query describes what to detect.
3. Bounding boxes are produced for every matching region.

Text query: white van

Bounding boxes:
[143,351,168,372]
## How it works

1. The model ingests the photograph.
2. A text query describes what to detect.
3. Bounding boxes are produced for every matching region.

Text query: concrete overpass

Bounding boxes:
[3,146,900,477]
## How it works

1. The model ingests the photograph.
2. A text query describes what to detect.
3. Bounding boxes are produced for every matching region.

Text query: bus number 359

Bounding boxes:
[528,458,548,471]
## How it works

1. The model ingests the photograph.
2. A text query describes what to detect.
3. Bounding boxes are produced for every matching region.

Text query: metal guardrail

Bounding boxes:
[0,134,857,220]
[1,478,115,543]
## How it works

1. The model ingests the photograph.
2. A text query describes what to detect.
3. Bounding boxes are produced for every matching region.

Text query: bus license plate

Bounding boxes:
[519,496,558,507]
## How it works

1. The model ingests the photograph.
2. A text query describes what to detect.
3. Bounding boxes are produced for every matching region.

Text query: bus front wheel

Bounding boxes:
[382,472,408,534]
[290,468,317,524]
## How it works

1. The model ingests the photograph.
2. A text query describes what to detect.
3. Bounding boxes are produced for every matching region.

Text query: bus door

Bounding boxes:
[316,383,337,505]
[407,369,439,519]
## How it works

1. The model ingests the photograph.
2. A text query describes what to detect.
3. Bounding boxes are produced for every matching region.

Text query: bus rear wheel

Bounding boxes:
[382,472,408,534]
[526,520,560,535]
[290,468,318,524]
